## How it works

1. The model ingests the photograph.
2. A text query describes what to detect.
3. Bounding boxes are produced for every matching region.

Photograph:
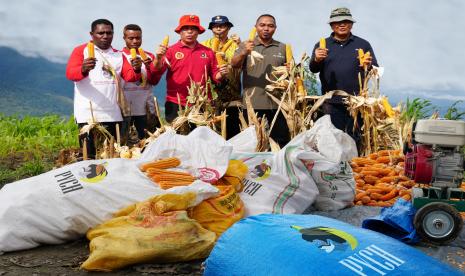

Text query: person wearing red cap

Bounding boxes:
[153,15,229,123]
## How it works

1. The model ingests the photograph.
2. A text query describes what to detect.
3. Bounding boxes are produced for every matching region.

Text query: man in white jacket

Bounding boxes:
[66,19,142,158]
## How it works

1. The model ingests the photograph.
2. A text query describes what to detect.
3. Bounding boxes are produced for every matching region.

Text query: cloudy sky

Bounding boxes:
[1,0,464,102]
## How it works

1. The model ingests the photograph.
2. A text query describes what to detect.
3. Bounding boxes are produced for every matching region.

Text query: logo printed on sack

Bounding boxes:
[291,226,358,253]
[55,170,83,194]
[197,167,220,183]
[250,160,271,181]
[339,244,406,275]
[300,159,315,172]
[321,172,336,181]
[79,162,108,183]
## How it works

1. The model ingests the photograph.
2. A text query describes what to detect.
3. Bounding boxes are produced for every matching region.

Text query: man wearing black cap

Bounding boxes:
[202,15,242,138]
[310,7,378,149]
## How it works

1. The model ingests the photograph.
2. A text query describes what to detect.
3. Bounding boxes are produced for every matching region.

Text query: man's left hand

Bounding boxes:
[362,54,372,69]
[231,34,241,45]
[216,64,229,80]
[142,57,152,69]
[131,57,142,72]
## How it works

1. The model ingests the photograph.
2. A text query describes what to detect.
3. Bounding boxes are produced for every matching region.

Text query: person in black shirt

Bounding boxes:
[310,7,378,151]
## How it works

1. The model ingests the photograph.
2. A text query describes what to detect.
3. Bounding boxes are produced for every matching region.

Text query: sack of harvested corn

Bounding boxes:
[190,160,248,237]
[294,116,357,211]
[0,158,158,253]
[204,214,463,276]
[227,126,258,152]
[140,126,232,184]
[312,161,356,211]
[234,148,319,216]
[81,192,216,271]
[0,157,218,253]
[191,185,244,237]
[234,116,357,216]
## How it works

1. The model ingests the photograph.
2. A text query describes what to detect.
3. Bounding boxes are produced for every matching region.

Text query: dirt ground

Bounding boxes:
[0,238,203,275]
[1,206,464,275]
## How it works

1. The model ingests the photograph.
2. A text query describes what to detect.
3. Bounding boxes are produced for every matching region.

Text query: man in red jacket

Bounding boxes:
[121,24,161,141]
[153,14,229,123]
[66,19,142,158]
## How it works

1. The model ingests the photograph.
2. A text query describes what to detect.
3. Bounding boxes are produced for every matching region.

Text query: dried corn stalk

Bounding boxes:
[241,89,270,152]
[170,73,226,136]
[265,53,314,139]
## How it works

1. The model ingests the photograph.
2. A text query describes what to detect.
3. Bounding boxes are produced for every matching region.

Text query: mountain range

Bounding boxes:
[0,46,463,117]
[0,46,166,117]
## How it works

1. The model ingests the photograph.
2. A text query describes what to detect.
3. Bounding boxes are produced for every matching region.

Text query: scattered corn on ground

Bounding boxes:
[352,150,424,207]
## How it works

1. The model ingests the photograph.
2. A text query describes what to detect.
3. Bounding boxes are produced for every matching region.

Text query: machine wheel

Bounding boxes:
[414,202,463,245]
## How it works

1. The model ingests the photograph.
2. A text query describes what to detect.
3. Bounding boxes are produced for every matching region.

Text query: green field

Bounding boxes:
[0,114,79,186]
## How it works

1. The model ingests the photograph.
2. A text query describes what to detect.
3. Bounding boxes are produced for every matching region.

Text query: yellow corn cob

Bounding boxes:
[138,48,148,60]
[216,52,227,65]
[296,77,305,96]
[151,174,196,183]
[211,37,220,52]
[130,48,137,59]
[162,35,169,47]
[87,42,95,58]
[381,96,395,118]
[157,180,193,189]
[285,44,293,64]
[319,37,326,49]
[140,157,181,172]
[146,168,193,178]
[358,48,365,66]
[249,27,256,41]
[365,51,370,65]
[221,40,234,52]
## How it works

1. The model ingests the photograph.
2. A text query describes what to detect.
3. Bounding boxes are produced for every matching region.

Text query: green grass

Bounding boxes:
[0,114,79,186]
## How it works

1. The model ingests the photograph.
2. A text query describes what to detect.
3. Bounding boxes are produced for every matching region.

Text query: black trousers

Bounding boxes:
[245,109,290,148]
[121,115,147,140]
[78,121,121,159]
[165,101,181,123]
[322,102,363,151]
[224,106,242,139]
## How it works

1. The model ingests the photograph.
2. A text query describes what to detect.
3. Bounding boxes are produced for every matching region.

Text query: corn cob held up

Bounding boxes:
[130,48,137,59]
[162,35,169,47]
[138,48,148,60]
[249,27,256,41]
[87,42,95,58]
[285,44,294,64]
[319,37,326,49]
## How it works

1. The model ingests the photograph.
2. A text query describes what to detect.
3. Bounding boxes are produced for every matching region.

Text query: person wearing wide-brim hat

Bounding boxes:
[152,14,229,123]
[309,7,379,152]
[202,15,242,139]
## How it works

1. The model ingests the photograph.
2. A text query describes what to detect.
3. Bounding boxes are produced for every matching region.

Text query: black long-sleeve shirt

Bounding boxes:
[310,33,378,103]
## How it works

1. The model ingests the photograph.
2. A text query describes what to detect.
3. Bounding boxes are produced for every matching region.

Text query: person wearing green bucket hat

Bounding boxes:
[310,7,379,153]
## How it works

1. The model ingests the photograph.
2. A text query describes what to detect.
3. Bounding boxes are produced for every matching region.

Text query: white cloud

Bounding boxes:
[1,0,464,98]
